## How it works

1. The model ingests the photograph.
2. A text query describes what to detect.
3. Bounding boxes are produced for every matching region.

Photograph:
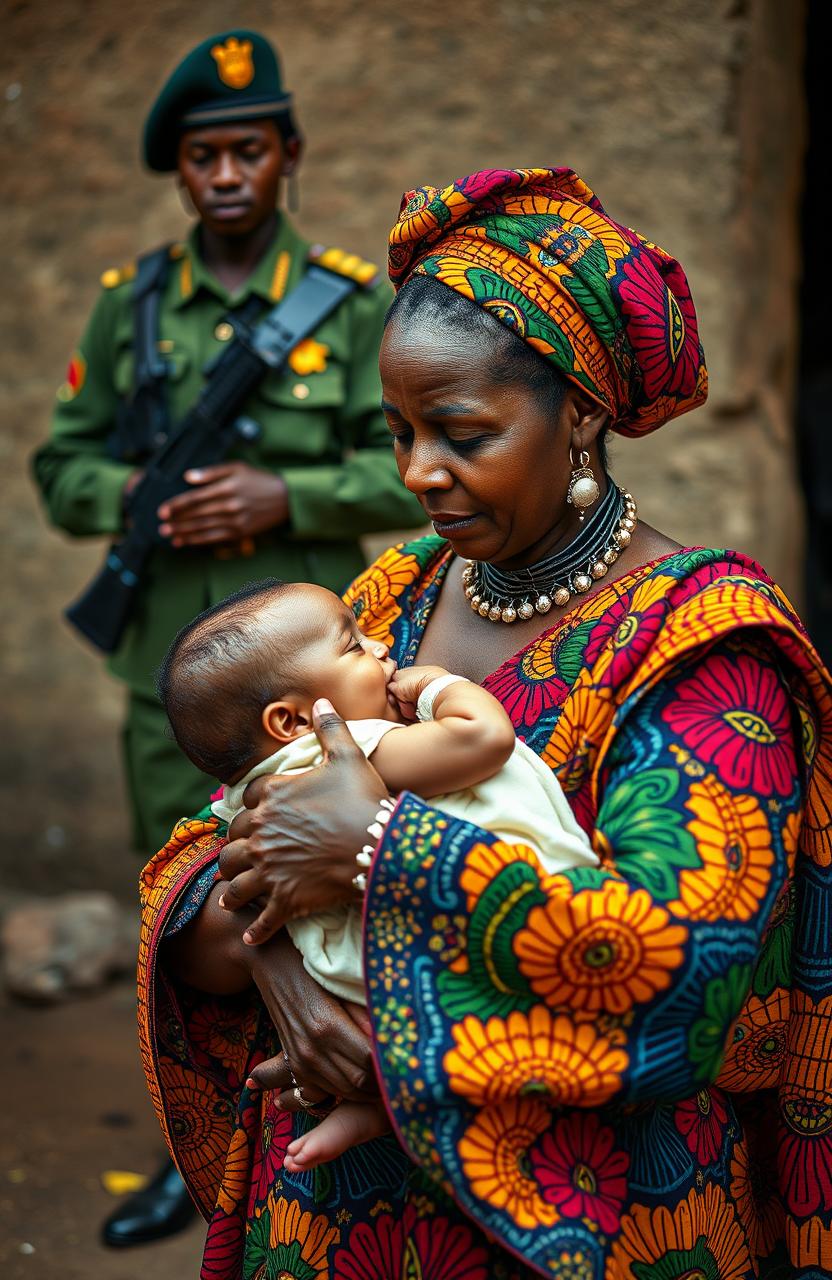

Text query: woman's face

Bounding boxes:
[380,313,583,570]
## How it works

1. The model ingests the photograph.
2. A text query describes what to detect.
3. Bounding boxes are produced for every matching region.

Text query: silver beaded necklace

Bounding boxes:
[462,482,637,623]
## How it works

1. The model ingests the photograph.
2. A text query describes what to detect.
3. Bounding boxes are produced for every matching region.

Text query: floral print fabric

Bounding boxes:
[137,536,832,1278]
[387,168,708,437]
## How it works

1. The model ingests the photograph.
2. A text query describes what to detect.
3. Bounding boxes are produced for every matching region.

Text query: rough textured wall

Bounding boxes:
[0,0,805,897]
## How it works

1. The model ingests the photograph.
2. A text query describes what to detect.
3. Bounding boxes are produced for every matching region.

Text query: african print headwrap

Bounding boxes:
[388,167,708,437]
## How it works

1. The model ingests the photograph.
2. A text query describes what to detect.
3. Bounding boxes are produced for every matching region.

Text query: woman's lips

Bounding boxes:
[428,512,480,534]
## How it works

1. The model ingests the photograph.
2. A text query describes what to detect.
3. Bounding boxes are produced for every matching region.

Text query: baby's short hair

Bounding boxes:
[157,578,303,783]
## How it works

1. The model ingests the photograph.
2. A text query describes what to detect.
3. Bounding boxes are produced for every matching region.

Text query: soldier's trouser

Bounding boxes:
[123,691,215,856]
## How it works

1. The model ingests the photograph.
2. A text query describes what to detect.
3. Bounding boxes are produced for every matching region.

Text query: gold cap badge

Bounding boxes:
[211,37,255,90]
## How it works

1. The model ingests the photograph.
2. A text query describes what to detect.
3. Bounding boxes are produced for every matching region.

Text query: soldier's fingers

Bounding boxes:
[171,527,239,547]
[165,509,245,537]
[218,869,264,914]
[183,464,238,484]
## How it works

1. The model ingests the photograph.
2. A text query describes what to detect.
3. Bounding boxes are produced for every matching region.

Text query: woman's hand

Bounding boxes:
[247,934,378,1103]
[156,462,289,547]
[219,700,393,945]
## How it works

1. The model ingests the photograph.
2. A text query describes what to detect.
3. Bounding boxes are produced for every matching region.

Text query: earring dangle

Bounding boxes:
[567,448,600,522]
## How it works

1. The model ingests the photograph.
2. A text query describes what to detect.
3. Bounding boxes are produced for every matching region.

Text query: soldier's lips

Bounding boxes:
[209,203,253,220]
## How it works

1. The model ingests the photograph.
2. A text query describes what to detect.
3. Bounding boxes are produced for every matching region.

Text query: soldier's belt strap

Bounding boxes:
[251,264,356,368]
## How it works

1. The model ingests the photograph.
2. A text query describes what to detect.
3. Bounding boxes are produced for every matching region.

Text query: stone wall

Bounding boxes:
[0,0,806,897]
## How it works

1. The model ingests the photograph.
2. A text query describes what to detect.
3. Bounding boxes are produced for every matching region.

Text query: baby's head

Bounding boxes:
[157,578,398,784]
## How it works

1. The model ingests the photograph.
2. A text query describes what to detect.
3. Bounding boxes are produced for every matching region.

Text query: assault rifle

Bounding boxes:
[65,264,358,653]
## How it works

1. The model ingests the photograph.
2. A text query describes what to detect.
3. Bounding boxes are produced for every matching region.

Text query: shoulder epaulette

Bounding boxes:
[100,243,184,290]
[309,244,379,288]
[100,261,137,289]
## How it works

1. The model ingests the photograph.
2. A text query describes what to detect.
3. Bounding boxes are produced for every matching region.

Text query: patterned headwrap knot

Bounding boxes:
[388,167,707,437]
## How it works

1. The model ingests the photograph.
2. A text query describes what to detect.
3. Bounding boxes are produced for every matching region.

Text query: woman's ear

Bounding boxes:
[261,700,309,744]
[566,386,610,454]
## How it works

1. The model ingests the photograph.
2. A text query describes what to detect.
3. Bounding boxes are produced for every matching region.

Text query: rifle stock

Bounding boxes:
[64,543,152,654]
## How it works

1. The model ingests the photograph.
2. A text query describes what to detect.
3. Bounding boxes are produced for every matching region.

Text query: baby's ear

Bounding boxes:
[262,700,308,743]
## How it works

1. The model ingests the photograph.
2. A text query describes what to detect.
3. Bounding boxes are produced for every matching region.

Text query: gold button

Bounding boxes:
[100,268,121,289]
[292,383,310,400]
[157,339,174,353]
[214,321,234,342]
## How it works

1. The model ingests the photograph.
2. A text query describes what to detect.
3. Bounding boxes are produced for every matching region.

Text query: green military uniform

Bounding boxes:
[34,220,421,850]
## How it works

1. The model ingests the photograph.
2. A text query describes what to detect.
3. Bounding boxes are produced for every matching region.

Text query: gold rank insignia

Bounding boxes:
[310,245,379,288]
[288,339,329,376]
[211,37,255,89]
[100,261,136,289]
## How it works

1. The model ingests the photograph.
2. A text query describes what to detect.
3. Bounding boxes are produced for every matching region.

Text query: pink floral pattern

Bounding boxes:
[674,1088,729,1165]
[529,1112,629,1234]
[661,651,795,796]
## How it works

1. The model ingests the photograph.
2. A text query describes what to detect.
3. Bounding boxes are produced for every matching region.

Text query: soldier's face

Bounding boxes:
[177,120,294,237]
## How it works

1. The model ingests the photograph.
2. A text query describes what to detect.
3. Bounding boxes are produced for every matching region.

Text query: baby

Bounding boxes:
[157,577,598,1172]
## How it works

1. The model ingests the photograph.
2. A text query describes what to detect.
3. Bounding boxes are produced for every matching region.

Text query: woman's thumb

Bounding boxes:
[312,698,357,759]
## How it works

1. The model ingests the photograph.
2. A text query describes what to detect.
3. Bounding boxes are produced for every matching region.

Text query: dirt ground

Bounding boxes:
[0,981,205,1279]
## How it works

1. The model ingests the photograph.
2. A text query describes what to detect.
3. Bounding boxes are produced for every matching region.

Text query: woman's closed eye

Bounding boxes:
[386,425,488,455]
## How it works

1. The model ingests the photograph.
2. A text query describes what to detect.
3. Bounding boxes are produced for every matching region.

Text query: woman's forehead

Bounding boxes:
[380,318,495,397]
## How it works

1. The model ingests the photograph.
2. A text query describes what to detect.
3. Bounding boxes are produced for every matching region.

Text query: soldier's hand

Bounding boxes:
[157,462,289,546]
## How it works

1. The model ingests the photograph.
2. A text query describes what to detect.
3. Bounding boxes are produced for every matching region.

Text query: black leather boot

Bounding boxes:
[101,1157,197,1247]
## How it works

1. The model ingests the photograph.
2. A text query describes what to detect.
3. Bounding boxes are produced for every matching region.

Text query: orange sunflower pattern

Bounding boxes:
[514,878,687,1016]
[135,538,832,1278]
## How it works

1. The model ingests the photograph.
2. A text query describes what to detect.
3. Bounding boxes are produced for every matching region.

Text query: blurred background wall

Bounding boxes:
[0,0,810,899]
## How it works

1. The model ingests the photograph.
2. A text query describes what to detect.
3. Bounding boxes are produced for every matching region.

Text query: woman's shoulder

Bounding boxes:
[605,544,820,693]
[343,534,449,645]
[344,534,448,605]
[630,545,792,610]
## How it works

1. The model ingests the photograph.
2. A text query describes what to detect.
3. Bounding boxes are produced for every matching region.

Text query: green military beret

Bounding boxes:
[143,30,296,172]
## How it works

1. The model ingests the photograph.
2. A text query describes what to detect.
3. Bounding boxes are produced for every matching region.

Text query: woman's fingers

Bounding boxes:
[274,1082,328,1113]
[246,1055,293,1092]
[312,699,364,761]
[279,1031,376,1099]
[219,868,266,913]
[241,898,289,947]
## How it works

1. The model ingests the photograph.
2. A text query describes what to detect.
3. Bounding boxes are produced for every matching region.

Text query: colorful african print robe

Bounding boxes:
[137,537,832,1279]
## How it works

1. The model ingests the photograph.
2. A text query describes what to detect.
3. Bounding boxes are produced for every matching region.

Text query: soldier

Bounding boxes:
[32,29,422,1246]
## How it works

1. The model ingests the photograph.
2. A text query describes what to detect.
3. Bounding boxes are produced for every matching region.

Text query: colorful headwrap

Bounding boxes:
[388,167,708,437]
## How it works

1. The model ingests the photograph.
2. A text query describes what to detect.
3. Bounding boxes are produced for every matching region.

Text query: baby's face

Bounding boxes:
[288,587,400,723]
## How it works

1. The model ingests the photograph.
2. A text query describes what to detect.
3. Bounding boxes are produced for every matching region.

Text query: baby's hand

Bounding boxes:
[388,665,452,719]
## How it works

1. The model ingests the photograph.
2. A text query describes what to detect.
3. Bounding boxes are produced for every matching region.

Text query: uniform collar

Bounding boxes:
[172,214,310,310]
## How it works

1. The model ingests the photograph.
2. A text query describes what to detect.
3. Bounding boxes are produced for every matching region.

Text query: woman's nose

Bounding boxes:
[402,443,453,495]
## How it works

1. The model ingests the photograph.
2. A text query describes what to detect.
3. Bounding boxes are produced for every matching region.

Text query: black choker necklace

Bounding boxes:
[462,482,637,623]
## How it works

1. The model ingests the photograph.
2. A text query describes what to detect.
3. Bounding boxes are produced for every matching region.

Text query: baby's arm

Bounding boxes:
[372,666,515,798]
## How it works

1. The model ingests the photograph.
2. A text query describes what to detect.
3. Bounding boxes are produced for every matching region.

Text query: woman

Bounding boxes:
[138,169,832,1278]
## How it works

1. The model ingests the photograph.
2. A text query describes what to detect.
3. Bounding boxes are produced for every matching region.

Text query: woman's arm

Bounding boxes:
[366,634,805,1113]
[163,882,377,1101]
